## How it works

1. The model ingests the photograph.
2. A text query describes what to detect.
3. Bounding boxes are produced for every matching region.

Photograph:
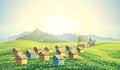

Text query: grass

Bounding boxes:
[0,40,120,70]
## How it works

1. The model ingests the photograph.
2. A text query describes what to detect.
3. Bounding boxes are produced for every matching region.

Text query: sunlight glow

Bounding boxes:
[0,0,119,39]
[40,16,74,34]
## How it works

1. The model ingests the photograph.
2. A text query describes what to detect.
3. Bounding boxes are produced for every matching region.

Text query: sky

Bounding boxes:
[0,0,120,39]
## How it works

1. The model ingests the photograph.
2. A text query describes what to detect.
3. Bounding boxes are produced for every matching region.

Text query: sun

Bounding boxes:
[40,16,74,34]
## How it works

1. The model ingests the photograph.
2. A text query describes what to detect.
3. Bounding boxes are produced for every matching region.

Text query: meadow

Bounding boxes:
[0,40,120,70]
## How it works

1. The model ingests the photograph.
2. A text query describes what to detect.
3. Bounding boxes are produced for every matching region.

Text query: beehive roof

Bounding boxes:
[77,47,84,50]
[16,55,27,60]
[57,48,65,53]
[54,55,64,60]
[45,47,52,50]
[34,46,42,50]
[12,48,21,52]
[69,50,78,55]
[66,45,72,48]
[56,45,61,48]
[26,50,36,54]
[39,51,49,56]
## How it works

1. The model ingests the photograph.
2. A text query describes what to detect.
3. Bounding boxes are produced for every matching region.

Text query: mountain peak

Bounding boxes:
[32,28,43,34]
[34,28,40,32]
[17,29,67,43]
[33,28,40,32]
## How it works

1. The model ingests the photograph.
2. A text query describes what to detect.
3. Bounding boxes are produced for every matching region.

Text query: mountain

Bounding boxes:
[86,35,115,41]
[0,29,117,42]
[56,34,116,42]
[0,31,31,42]
[55,33,78,42]
[17,29,67,43]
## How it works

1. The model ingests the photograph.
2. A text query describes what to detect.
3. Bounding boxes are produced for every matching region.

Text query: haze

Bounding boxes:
[0,0,120,39]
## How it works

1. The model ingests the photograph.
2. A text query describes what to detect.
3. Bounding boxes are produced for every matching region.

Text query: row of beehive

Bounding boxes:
[12,45,84,66]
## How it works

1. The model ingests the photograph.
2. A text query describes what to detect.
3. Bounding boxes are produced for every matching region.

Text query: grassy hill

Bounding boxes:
[0,40,120,70]
[17,29,67,43]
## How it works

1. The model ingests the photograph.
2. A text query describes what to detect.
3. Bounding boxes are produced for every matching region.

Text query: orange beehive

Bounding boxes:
[12,48,22,56]
[44,47,53,53]
[68,50,78,59]
[16,55,27,65]
[34,46,42,54]
[77,47,84,53]
[39,51,50,61]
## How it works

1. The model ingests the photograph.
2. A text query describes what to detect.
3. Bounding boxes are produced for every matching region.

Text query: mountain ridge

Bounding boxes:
[0,29,118,42]
[17,29,67,43]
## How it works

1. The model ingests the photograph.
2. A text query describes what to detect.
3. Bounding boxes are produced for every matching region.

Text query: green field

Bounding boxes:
[0,40,120,70]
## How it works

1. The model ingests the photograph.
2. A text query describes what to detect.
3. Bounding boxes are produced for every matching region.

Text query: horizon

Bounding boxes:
[0,28,117,40]
[0,0,120,39]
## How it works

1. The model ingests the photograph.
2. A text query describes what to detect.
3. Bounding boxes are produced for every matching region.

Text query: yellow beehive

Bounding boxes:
[44,47,53,53]
[68,50,78,59]
[16,55,27,65]
[34,46,42,54]
[77,47,84,53]
[39,51,50,61]
[12,48,22,56]
[56,48,65,56]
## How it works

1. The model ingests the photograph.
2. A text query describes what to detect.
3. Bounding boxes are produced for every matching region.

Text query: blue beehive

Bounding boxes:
[66,45,72,51]
[26,50,36,59]
[53,55,64,65]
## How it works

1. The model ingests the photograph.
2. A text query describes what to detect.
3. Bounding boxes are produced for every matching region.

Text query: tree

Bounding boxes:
[89,36,92,42]
[78,35,82,43]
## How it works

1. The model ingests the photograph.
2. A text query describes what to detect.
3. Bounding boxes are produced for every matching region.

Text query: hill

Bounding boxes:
[0,40,120,70]
[56,34,115,42]
[0,31,31,42]
[55,33,78,42]
[17,29,67,43]
[1,29,117,42]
